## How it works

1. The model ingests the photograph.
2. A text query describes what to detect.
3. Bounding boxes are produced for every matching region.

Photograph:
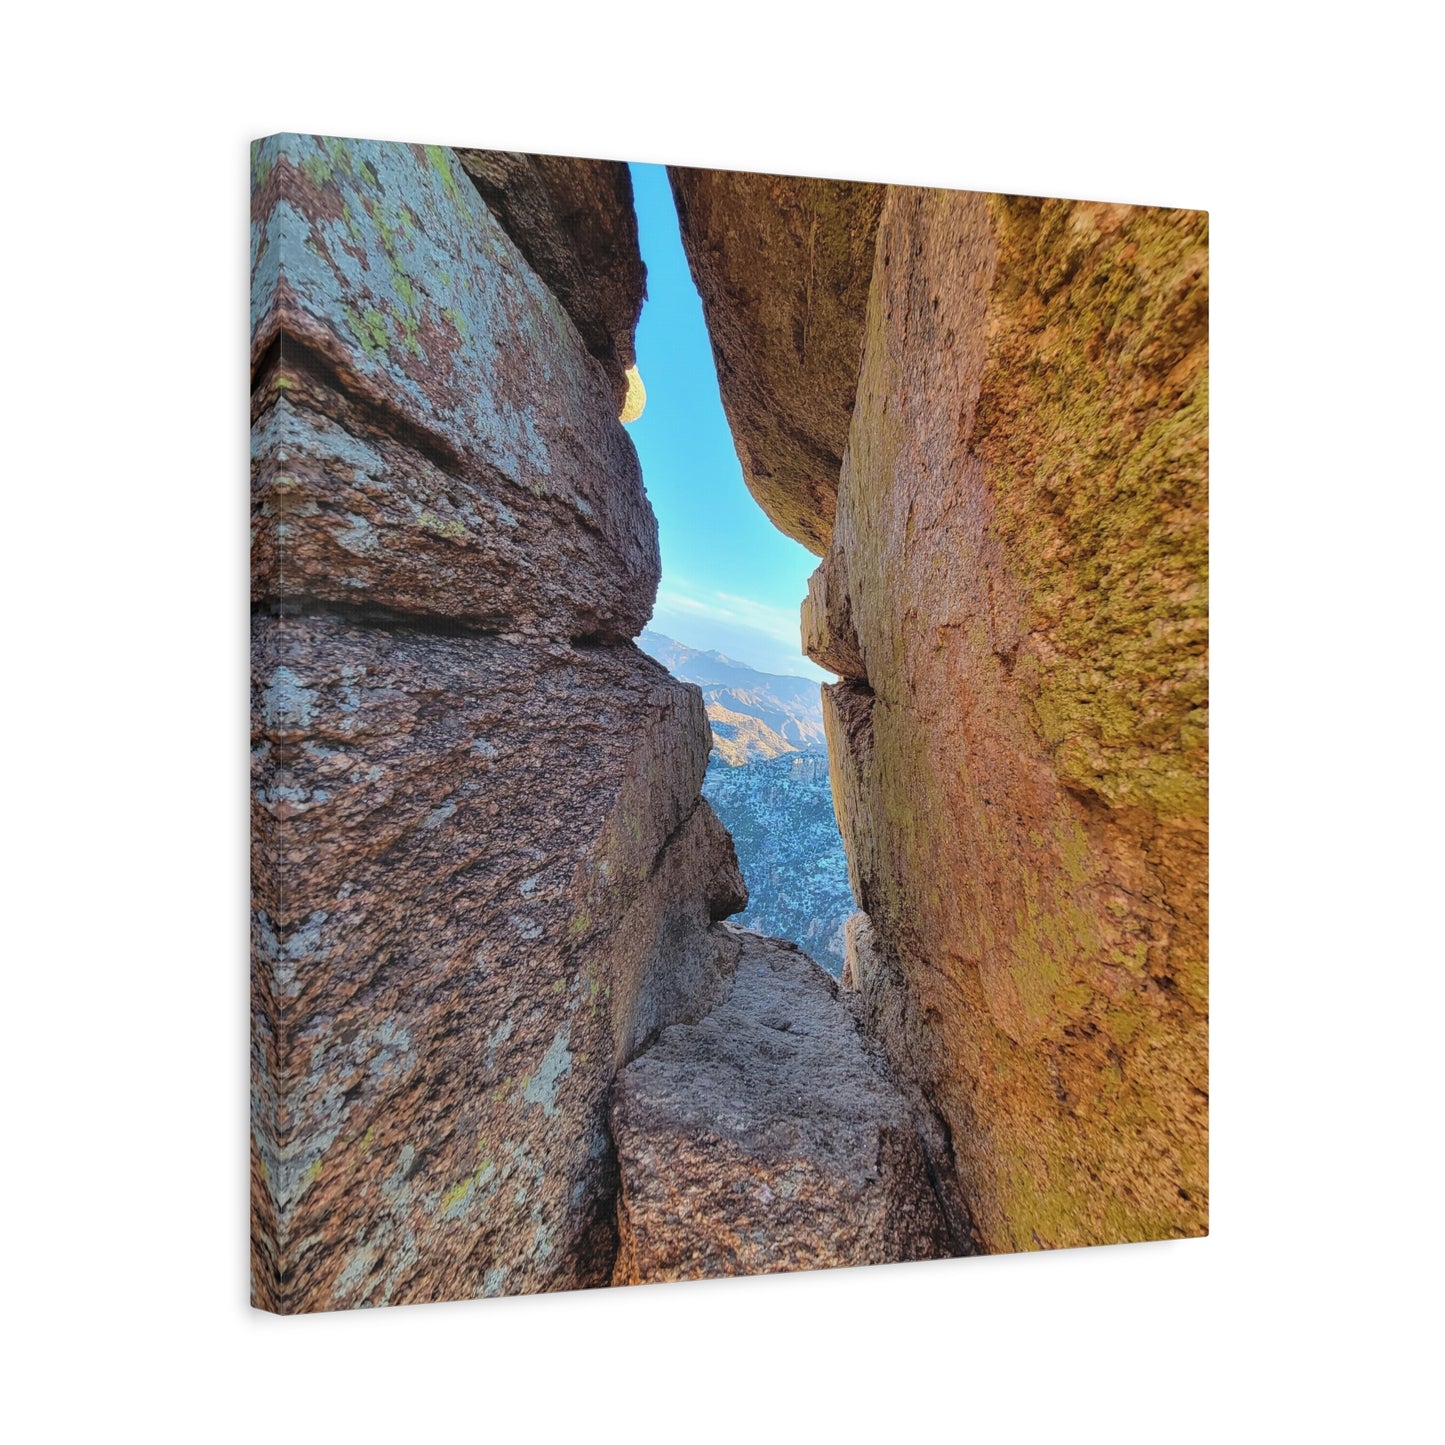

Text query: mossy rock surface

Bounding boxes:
[816,185,1207,1252]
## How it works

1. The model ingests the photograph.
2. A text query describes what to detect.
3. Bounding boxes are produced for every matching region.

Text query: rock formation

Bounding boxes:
[453,148,646,407]
[674,173,1209,1252]
[252,134,1207,1309]
[611,929,954,1283]
[669,168,882,555]
[251,135,745,1310]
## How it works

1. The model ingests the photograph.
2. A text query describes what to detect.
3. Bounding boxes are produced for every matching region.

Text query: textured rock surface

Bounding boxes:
[250,135,745,1311]
[675,176,1208,1254]
[611,930,953,1283]
[456,149,646,403]
[251,134,656,642]
[826,188,1209,1252]
[668,167,883,555]
[252,617,745,1309]
[800,546,864,679]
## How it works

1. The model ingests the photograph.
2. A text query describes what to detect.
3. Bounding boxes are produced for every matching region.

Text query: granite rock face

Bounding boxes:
[250,135,745,1311]
[826,189,1208,1252]
[252,617,745,1308]
[251,135,656,642]
[455,149,646,404]
[610,930,953,1284]
[668,167,883,555]
[677,178,1209,1254]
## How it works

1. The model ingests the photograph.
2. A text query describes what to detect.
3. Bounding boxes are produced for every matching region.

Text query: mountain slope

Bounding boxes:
[702,751,857,975]
[705,703,797,766]
[639,629,825,756]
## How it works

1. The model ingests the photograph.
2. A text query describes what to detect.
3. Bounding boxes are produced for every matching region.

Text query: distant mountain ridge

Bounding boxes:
[639,628,826,762]
[640,629,856,975]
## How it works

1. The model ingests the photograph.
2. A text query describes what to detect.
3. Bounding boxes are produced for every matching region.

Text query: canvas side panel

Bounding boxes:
[249,135,294,1309]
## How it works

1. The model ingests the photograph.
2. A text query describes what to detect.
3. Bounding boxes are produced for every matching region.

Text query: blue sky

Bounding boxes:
[624,163,831,683]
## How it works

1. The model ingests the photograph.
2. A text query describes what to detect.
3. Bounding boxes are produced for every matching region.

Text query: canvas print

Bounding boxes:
[250,134,1208,1313]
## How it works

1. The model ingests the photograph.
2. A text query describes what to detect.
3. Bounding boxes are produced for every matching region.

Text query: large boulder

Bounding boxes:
[668,167,883,555]
[251,134,655,642]
[249,135,745,1311]
[455,148,646,404]
[252,617,745,1309]
[826,187,1209,1252]
[610,930,953,1283]
[673,175,1209,1254]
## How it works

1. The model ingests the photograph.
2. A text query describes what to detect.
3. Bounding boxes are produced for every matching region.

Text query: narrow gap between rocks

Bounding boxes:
[622,163,858,980]
[601,166,979,1282]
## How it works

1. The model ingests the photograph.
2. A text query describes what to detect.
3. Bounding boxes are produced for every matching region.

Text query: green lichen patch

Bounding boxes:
[342,305,389,356]
[416,511,466,541]
[980,196,1209,823]
[300,151,334,189]
[827,186,1208,1255]
[424,144,459,201]
[251,141,272,191]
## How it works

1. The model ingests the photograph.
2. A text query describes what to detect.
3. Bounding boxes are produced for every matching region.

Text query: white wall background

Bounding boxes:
[3,4,1438,1439]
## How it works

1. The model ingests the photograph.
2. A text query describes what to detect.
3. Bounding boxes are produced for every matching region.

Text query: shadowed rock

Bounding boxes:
[456,149,646,404]
[668,167,882,555]
[610,929,953,1283]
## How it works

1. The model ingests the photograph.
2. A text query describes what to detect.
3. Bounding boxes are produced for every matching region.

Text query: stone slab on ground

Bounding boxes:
[610,928,952,1283]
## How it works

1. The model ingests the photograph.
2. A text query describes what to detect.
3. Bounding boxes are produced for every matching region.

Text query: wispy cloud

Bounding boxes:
[655,583,802,646]
[651,574,837,681]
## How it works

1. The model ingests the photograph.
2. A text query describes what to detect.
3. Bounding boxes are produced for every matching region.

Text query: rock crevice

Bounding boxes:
[253,134,1207,1307]
[668,168,884,555]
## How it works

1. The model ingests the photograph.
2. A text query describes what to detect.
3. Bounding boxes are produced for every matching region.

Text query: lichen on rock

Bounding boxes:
[250,136,745,1312]
[454,148,648,408]
[673,174,1209,1255]
[251,133,658,644]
